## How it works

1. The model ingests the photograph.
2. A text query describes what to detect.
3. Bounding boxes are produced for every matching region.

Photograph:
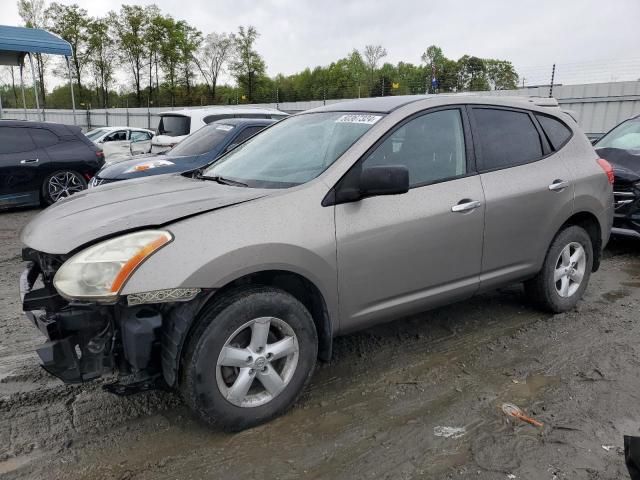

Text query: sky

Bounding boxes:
[3,0,640,86]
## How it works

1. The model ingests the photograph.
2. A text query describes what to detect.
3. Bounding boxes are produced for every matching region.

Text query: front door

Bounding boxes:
[335,107,486,332]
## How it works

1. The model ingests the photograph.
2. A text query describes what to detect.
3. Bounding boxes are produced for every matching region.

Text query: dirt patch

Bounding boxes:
[2,209,640,479]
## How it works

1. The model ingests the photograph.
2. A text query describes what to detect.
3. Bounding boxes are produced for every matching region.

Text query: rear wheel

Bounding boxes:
[42,170,87,205]
[525,226,593,313]
[180,286,318,431]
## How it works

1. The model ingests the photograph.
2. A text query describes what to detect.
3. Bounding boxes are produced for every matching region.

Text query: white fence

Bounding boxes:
[1,80,639,137]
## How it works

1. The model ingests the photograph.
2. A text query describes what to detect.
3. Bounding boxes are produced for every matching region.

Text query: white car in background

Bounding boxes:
[151,106,288,153]
[85,127,155,163]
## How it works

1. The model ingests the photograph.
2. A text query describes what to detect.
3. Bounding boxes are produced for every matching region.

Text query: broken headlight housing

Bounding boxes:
[53,230,172,303]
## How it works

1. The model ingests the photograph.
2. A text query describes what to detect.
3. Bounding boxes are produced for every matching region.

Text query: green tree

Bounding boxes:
[177,22,201,105]
[347,49,366,97]
[485,59,518,90]
[47,3,90,103]
[457,55,489,91]
[363,44,387,92]
[17,0,49,106]
[109,5,150,106]
[194,32,235,103]
[87,18,116,108]
[229,26,266,103]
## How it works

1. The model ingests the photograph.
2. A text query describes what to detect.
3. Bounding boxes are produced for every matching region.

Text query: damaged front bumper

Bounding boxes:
[613,181,640,238]
[20,251,172,391]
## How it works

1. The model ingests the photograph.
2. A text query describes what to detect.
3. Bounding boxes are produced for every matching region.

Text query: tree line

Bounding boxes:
[1,1,519,110]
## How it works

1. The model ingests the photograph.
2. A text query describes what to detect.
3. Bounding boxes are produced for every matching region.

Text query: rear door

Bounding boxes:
[469,106,574,290]
[0,126,49,207]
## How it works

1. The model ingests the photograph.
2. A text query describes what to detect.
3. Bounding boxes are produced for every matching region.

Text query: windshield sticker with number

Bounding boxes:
[335,114,382,125]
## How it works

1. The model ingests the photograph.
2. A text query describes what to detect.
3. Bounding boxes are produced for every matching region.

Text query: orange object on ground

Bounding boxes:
[501,403,544,428]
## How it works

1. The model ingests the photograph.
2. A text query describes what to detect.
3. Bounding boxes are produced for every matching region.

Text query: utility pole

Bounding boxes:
[521,77,526,88]
[549,64,556,98]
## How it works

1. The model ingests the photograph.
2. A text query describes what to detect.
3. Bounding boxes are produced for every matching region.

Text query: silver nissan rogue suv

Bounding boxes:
[20,95,614,430]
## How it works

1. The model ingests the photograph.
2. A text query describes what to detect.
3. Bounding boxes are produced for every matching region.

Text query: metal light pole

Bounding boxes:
[27,54,41,121]
[19,61,27,120]
[66,56,77,125]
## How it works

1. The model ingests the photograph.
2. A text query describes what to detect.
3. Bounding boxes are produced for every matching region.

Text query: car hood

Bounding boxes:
[97,154,205,180]
[597,147,640,176]
[21,174,271,254]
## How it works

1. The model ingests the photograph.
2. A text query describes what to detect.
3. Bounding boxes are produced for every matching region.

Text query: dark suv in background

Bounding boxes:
[594,114,640,238]
[0,120,104,209]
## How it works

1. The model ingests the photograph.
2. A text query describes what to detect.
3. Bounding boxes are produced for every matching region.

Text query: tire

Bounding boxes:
[42,170,87,205]
[180,286,318,431]
[525,225,593,313]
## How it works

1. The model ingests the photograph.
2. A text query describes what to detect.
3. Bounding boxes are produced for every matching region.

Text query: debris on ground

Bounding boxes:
[501,403,544,428]
[433,426,466,439]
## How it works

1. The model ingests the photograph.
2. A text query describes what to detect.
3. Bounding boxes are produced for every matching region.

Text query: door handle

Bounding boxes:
[20,158,39,164]
[548,179,570,191]
[451,200,482,213]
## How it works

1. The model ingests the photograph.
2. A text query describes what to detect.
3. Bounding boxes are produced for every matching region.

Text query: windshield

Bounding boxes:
[597,119,640,150]
[168,123,234,157]
[203,112,383,188]
[86,128,108,141]
[157,115,191,137]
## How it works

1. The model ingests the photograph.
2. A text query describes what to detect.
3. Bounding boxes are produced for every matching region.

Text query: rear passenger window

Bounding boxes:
[29,128,58,148]
[535,114,572,150]
[363,109,467,187]
[473,108,543,170]
[0,127,36,154]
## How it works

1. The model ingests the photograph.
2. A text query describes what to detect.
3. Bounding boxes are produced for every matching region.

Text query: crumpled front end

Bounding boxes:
[19,248,190,392]
[612,177,640,238]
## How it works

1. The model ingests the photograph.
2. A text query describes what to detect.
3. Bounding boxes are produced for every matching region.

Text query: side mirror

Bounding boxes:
[359,165,410,198]
[331,165,410,205]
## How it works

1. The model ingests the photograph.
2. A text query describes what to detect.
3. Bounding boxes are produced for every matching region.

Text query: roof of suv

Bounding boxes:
[310,94,565,114]
[0,119,77,135]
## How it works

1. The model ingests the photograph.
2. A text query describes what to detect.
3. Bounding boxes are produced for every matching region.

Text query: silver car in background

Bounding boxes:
[20,95,613,431]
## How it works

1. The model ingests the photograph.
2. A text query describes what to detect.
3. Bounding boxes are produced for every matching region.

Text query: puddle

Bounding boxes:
[503,374,561,402]
[600,288,630,303]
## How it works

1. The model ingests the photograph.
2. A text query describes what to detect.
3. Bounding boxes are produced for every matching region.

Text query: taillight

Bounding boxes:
[597,158,614,184]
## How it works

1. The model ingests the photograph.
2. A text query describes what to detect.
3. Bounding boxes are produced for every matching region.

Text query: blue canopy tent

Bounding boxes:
[0,25,76,123]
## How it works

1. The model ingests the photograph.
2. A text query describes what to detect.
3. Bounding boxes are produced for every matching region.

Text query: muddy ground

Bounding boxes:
[1,208,640,480]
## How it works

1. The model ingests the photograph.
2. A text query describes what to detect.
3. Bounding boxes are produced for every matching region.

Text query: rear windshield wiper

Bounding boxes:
[197,174,248,187]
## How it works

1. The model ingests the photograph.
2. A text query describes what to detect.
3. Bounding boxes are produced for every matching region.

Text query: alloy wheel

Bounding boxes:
[554,241,586,298]
[216,317,299,408]
[47,171,85,202]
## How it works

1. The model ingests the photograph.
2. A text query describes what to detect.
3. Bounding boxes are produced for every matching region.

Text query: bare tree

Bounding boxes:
[17,0,50,107]
[363,44,387,90]
[193,32,235,103]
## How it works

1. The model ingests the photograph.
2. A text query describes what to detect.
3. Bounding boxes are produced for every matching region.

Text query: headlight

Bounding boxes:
[54,230,172,302]
[124,159,174,173]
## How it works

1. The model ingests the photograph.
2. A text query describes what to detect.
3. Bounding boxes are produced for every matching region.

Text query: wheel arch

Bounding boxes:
[559,211,602,272]
[163,269,334,388]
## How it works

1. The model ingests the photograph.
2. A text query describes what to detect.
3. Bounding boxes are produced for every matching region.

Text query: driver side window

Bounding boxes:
[362,109,467,187]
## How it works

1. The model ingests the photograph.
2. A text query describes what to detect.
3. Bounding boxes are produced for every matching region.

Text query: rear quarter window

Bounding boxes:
[535,114,573,150]
[472,107,543,171]
[29,128,59,148]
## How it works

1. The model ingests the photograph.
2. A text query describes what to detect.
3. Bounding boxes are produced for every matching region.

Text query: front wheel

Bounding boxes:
[525,225,593,313]
[42,170,87,205]
[180,287,318,431]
